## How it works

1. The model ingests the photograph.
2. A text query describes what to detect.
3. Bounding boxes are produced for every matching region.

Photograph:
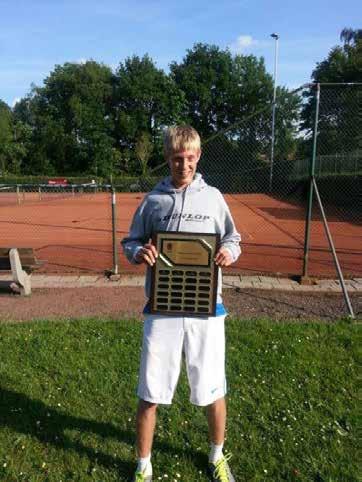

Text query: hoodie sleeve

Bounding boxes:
[216,191,242,262]
[121,197,152,264]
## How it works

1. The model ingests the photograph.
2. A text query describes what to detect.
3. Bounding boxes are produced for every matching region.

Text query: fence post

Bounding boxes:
[302,83,320,279]
[312,178,355,318]
[111,187,119,275]
[16,185,21,205]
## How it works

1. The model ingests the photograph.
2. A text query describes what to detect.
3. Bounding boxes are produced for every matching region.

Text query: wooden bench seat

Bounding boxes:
[0,248,42,296]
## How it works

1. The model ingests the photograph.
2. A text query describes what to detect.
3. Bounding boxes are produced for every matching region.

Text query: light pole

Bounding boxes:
[269,32,279,191]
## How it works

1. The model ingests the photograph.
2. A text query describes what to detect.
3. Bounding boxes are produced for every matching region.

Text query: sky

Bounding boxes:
[0,0,361,107]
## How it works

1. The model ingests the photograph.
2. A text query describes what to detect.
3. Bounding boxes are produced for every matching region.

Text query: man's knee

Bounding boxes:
[138,399,158,414]
[209,396,225,407]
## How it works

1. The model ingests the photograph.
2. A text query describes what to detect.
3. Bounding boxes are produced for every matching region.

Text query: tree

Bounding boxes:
[170,43,300,191]
[170,44,235,138]
[340,28,362,45]
[0,100,13,173]
[300,28,362,157]
[170,43,300,147]
[0,100,30,175]
[113,55,186,171]
[135,132,153,175]
[13,61,115,176]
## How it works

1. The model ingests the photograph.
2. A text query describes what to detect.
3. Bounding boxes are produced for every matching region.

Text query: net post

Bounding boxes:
[38,185,41,200]
[302,83,320,280]
[16,185,21,205]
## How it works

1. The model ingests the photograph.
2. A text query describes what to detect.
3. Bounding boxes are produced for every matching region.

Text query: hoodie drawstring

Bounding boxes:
[176,185,188,231]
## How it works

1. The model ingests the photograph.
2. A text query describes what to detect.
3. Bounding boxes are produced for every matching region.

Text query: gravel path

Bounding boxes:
[0,286,360,322]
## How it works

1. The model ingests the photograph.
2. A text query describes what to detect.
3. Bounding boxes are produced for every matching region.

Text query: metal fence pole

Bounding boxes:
[269,33,279,192]
[16,185,21,205]
[312,178,355,318]
[302,83,320,279]
[111,187,119,275]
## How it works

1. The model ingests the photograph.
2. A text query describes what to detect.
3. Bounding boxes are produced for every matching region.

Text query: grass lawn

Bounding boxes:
[0,317,359,481]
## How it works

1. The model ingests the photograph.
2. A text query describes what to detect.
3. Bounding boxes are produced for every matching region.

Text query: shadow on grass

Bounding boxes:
[0,387,208,479]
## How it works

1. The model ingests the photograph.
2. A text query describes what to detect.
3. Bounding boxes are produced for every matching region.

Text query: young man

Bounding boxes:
[122,126,241,482]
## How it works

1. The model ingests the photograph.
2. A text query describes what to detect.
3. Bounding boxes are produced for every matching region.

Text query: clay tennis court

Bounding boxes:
[0,191,361,278]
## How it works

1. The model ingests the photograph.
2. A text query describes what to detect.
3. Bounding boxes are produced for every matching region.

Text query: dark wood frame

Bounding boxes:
[150,231,220,317]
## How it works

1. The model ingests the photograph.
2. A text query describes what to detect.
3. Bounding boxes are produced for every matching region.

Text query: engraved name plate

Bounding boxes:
[150,231,219,316]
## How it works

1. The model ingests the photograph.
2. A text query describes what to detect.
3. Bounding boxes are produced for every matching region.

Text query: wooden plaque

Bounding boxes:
[150,232,219,316]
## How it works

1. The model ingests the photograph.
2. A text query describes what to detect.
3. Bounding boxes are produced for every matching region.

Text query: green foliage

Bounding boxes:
[12,61,115,176]
[301,29,362,160]
[4,35,359,180]
[0,100,14,173]
[170,44,235,138]
[0,100,29,175]
[135,131,153,175]
[113,54,186,173]
[170,43,301,144]
[172,43,301,182]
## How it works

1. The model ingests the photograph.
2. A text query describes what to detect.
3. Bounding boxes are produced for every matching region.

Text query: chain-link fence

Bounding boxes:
[306,84,361,279]
[0,83,361,279]
[0,183,114,273]
[199,83,361,279]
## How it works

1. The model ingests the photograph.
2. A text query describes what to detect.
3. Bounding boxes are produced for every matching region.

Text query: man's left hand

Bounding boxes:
[214,247,233,267]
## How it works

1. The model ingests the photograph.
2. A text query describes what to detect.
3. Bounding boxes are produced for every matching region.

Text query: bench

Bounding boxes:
[0,248,41,296]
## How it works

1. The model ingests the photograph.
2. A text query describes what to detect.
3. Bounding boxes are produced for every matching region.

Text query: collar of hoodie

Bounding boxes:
[153,172,207,194]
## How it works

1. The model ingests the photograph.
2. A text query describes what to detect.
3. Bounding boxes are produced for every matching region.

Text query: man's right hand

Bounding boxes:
[135,243,158,266]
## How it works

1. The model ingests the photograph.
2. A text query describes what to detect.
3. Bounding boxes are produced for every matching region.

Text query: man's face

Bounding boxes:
[168,149,201,188]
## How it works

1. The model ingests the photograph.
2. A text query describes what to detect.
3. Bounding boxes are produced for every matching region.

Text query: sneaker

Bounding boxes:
[208,453,235,482]
[133,460,152,482]
[133,469,152,482]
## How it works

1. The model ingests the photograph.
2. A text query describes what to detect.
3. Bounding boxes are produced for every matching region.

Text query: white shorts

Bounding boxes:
[137,314,227,406]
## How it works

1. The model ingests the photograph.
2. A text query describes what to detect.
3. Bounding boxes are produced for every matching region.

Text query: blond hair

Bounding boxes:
[163,125,201,159]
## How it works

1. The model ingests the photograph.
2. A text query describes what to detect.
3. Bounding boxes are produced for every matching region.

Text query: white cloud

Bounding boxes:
[229,35,258,53]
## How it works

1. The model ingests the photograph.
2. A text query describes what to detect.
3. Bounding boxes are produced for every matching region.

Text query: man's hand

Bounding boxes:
[135,243,158,266]
[214,246,233,267]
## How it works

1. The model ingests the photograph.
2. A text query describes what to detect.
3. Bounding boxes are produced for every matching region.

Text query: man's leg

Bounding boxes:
[135,315,184,480]
[207,396,226,445]
[207,397,235,481]
[136,399,158,457]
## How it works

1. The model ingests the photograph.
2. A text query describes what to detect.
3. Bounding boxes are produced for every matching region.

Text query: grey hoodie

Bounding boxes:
[121,173,241,303]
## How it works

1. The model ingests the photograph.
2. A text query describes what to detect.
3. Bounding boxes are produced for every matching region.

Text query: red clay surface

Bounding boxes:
[0,191,361,278]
